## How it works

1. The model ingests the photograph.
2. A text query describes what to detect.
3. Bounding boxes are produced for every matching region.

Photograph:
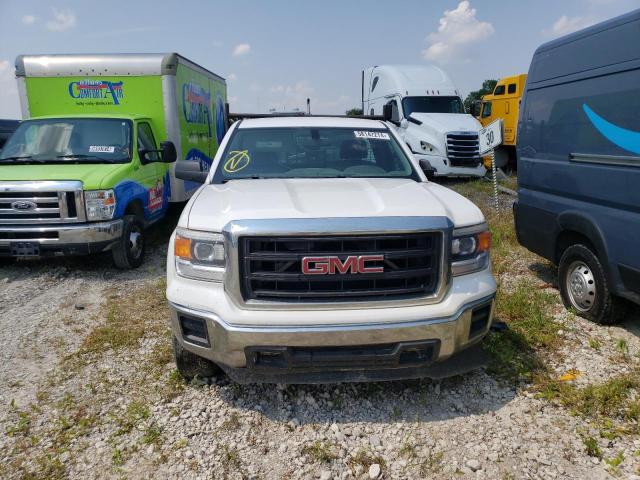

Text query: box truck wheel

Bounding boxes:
[173,336,221,380]
[112,215,145,269]
[558,244,628,325]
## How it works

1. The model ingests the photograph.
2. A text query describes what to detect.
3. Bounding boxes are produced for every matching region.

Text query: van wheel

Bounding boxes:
[173,336,221,380]
[558,244,628,325]
[112,215,145,269]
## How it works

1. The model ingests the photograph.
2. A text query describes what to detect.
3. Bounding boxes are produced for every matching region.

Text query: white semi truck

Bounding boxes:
[362,65,486,177]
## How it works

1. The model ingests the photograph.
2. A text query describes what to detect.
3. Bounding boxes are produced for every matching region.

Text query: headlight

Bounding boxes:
[451,225,491,276]
[174,228,225,282]
[420,141,437,153]
[85,189,116,221]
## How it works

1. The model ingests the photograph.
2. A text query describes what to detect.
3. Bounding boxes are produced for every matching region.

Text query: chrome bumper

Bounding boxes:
[169,295,495,382]
[0,220,123,247]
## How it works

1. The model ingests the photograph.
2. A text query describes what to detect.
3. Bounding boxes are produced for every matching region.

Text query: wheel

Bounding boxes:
[112,215,145,269]
[558,244,628,325]
[173,336,221,380]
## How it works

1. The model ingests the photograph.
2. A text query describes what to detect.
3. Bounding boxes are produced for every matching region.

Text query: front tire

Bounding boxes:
[173,336,221,380]
[112,215,145,269]
[558,244,628,325]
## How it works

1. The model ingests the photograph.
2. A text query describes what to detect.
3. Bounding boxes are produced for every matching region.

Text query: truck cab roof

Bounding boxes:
[26,114,152,122]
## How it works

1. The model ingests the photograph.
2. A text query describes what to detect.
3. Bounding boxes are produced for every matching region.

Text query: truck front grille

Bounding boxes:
[239,233,441,303]
[0,182,84,224]
[446,132,481,167]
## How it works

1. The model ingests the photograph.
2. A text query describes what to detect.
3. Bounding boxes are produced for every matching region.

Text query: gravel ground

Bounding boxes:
[1,193,639,479]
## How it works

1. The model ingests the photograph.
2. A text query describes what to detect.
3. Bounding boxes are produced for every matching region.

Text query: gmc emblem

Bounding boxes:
[301,255,384,275]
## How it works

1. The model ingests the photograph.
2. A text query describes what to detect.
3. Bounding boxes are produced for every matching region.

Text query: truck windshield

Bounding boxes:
[402,96,465,116]
[213,127,418,182]
[0,118,132,164]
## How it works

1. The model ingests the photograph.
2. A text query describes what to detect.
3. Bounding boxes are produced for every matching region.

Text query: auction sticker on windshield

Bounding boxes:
[89,146,115,153]
[354,131,390,140]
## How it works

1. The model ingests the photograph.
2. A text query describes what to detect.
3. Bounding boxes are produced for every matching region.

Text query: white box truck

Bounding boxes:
[362,65,486,177]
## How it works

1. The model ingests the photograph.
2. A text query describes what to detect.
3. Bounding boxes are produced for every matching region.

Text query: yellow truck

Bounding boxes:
[473,74,527,169]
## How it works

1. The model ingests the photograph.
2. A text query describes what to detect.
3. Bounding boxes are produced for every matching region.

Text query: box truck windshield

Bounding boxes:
[0,118,132,164]
[402,96,465,116]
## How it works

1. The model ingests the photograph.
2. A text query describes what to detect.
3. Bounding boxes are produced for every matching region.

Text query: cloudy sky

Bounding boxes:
[0,0,638,118]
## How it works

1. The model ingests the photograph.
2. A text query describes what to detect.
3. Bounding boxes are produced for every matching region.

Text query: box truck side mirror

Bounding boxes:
[161,141,177,163]
[175,161,208,183]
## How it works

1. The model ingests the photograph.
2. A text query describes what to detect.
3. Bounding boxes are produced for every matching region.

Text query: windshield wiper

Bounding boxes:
[56,154,117,162]
[0,155,34,162]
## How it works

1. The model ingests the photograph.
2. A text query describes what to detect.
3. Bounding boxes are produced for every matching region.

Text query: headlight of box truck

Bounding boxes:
[85,189,116,221]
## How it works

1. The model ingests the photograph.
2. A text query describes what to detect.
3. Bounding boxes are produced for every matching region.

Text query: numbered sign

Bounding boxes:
[479,119,503,155]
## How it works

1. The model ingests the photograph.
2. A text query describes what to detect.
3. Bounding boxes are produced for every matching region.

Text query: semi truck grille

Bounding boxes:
[0,182,84,224]
[239,233,441,303]
[446,132,481,167]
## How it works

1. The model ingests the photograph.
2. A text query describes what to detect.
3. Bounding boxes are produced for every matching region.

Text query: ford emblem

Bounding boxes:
[11,200,37,211]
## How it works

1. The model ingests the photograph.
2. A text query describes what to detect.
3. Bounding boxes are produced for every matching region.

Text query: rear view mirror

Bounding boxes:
[161,141,177,163]
[419,158,436,179]
[175,161,208,183]
[382,104,393,122]
[471,101,482,117]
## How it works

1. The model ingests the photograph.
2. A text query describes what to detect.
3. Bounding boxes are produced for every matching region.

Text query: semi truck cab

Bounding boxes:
[362,65,486,178]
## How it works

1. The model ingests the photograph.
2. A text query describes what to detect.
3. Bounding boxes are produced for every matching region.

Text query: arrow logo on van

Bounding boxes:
[583,104,640,155]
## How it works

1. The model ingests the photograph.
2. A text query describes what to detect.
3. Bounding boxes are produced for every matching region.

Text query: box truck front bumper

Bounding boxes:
[167,267,497,384]
[0,220,123,257]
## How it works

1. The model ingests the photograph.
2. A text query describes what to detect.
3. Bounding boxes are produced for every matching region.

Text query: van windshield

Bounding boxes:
[0,118,132,164]
[402,96,465,116]
[213,127,418,182]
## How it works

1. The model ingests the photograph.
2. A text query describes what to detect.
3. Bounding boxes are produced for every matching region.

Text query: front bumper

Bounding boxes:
[415,154,486,178]
[0,220,123,257]
[168,280,496,383]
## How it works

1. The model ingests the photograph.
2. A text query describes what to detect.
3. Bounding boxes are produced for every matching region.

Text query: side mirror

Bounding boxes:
[382,103,393,122]
[161,141,177,163]
[399,119,409,129]
[419,158,436,179]
[175,161,208,183]
[471,100,482,117]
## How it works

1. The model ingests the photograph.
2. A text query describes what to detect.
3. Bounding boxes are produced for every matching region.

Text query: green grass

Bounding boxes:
[301,441,337,463]
[484,282,560,383]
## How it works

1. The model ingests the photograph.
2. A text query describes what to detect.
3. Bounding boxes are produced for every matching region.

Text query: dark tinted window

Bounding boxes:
[371,76,379,92]
[508,83,517,94]
[402,96,464,116]
[520,67,640,161]
[494,85,505,95]
[138,123,159,162]
[481,102,492,118]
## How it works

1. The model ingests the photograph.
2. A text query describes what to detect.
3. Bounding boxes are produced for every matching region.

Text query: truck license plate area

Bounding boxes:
[245,340,439,372]
[10,242,40,257]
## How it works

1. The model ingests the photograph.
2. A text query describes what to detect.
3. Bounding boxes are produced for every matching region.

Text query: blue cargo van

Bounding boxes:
[514,9,640,324]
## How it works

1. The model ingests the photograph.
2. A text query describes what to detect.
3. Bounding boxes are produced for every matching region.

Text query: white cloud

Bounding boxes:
[422,1,494,64]
[227,73,237,81]
[46,8,76,32]
[0,60,21,119]
[266,81,314,111]
[545,15,597,37]
[22,15,37,25]
[232,43,251,56]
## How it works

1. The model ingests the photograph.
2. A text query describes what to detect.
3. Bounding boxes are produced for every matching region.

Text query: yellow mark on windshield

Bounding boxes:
[223,150,251,173]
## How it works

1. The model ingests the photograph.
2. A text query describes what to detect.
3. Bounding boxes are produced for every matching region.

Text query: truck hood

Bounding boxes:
[184,178,483,231]
[0,163,130,190]
[409,113,481,135]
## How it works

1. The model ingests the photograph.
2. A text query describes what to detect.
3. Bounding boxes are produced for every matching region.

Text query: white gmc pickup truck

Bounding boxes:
[167,115,496,383]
